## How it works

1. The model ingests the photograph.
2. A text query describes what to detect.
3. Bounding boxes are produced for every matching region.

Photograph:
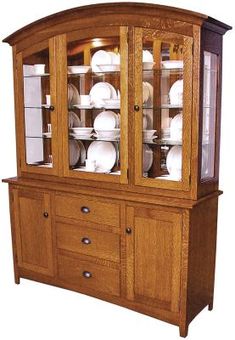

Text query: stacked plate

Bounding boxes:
[143,50,155,70]
[166,145,182,180]
[69,111,81,128]
[90,82,120,108]
[87,141,117,173]
[170,113,182,141]
[169,79,183,106]
[68,84,80,108]
[69,140,86,166]
[93,110,120,140]
[91,50,120,73]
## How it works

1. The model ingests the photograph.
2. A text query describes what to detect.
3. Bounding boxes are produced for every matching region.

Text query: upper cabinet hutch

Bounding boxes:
[3,3,231,337]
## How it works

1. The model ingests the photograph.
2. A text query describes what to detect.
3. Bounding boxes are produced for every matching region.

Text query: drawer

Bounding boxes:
[58,254,120,296]
[56,222,120,262]
[55,194,120,227]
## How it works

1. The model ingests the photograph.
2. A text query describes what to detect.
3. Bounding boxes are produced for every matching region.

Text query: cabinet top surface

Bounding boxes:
[3,2,231,46]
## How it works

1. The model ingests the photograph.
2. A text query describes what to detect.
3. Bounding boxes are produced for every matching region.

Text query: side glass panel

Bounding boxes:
[23,47,53,168]
[141,35,185,182]
[201,51,218,180]
[66,33,123,176]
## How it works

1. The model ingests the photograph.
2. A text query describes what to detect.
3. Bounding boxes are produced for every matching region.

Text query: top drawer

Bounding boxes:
[55,194,120,227]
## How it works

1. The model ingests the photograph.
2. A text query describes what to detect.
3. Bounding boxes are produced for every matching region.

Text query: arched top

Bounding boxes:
[3,2,231,46]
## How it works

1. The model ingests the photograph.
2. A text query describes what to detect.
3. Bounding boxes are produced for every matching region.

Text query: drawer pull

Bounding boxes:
[43,212,49,218]
[134,104,140,111]
[83,271,92,279]
[126,227,132,234]
[81,237,91,245]
[81,206,90,214]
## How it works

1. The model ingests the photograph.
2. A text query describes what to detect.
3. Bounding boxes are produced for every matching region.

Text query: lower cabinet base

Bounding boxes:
[16,267,212,337]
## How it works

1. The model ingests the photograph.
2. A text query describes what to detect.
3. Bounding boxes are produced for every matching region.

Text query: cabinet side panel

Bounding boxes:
[187,196,218,323]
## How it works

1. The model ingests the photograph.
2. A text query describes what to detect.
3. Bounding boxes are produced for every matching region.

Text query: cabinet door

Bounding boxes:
[126,206,182,312]
[61,26,128,184]
[13,189,54,276]
[133,27,193,191]
[15,38,59,175]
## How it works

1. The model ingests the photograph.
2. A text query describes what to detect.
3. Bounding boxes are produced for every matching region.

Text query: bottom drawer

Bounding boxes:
[57,254,120,297]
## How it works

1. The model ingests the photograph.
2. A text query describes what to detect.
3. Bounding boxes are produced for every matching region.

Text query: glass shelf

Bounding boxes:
[143,105,183,110]
[24,105,52,109]
[143,139,182,146]
[26,135,52,139]
[69,135,120,143]
[71,105,120,110]
[68,70,120,77]
[143,68,183,75]
[24,73,50,78]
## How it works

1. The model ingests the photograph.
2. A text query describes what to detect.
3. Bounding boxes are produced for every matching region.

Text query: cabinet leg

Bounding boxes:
[14,272,20,284]
[179,324,188,338]
[208,301,213,311]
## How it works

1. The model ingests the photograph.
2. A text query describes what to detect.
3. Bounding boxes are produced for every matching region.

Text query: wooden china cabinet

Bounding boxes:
[3,3,231,337]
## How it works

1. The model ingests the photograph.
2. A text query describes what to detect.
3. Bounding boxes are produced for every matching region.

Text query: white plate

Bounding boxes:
[87,141,116,172]
[69,140,80,166]
[73,104,94,109]
[77,140,86,164]
[69,111,81,128]
[169,79,183,106]
[143,50,154,63]
[94,110,117,130]
[143,144,153,172]
[170,113,182,141]
[95,128,120,139]
[166,145,182,179]
[97,64,120,72]
[70,83,80,106]
[144,82,153,107]
[70,127,93,136]
[143,82,150,103]
[90,82,112,105]
[91,50,112,73]
[161,60,183,69]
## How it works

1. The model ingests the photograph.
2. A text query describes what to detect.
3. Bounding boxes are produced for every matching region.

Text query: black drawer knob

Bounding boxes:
[83,271,92,279]
[134,105,140,111]
[81,237,91,245]
[81,206,90,214]
[48,105,55,111]
[43,212,49,218]
[126,227,132,234]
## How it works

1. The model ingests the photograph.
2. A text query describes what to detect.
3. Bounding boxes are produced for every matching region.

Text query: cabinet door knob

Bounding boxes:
[48,105,55,111]
[134,105,140,111]
[81,237,91,245]
[83,271,92,278]
[81,206,90,214]
[43,212,49,218]
[126,227,132,234]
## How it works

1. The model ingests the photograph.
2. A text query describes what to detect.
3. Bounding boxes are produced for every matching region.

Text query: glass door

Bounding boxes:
[134,28,193,190]
[64,27,128,183]
[20,40,58,174]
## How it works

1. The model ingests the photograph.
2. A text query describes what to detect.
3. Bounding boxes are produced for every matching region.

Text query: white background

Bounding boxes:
[0,1,234,339]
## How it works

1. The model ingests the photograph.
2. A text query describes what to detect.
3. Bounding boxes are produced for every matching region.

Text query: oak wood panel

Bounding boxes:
[126,205,182,313]
[55,193,120,227]
[18,266,179,326]
[56,222,120,263]
[57,253,120,297]
[13,188,54,276]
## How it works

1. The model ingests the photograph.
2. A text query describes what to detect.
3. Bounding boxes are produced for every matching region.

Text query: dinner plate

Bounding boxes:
[69,111,81,128]
[77,140,86,164]
[70,84,80,106]
[90,82,111,105]
[91,50,112,73]
[69,140,80,166]
[87,141,116,172]
[166,145,182,179]
[143,144,153,172]
[94,110,117,130]
[143,82,150,103]
[169,79,183,106]
[144,82,153,107]
[143,50,154,63]
[170,113,182,141]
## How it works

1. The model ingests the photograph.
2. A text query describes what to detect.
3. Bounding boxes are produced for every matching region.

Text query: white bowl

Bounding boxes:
[70,127,93,136]
[97,64,120,72]
[161,60,183,69]
[95,128,120,138]
[143,62,155,70]
[143,129,157,139]
[68,65,91,74]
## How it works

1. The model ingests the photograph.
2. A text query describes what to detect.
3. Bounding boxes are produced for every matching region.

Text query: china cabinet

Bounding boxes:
[3,3,231,337]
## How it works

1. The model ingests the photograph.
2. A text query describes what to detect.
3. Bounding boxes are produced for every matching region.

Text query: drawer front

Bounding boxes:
[58,254,120,296]
[56,222,120,262]
[55,194,120,227]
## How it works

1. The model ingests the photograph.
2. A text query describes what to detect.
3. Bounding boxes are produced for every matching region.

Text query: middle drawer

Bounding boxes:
[56,222,120,263]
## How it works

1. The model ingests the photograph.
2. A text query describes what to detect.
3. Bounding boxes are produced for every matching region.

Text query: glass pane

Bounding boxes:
[142,36,184,181]
[201,51,218,179]
[67,35,121,176]
[23,47,53,167]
